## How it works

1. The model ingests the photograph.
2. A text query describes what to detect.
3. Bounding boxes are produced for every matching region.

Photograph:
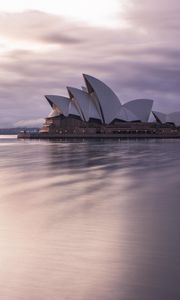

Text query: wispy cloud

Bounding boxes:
[0,1,180,127]
[14,118,44,127]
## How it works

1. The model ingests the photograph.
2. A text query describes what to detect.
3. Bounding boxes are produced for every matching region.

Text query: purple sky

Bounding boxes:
[0,0,180,127]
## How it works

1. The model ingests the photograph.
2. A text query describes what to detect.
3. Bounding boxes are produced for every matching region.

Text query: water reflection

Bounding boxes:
[0,136,180,300]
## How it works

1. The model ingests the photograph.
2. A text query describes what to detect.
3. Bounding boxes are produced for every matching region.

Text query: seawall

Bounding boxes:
[17,132,180,140]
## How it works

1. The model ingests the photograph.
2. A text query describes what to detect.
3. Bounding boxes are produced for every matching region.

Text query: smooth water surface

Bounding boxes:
[0,135,180,300]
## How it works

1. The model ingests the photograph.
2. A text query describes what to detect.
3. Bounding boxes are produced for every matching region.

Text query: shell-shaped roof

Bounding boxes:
[123,99,153,122]
[83,74,121,124]
[153,111,180,126]
[67,87,102,122]
[168,111,180,126]
[152,111,167,124]
[67,87,85,120]
[117,107,139,122]
[45,95,81,118]
[45,95,70,117]
[68,102,81,117]
[45,75,158,124]
[48,110,60,118]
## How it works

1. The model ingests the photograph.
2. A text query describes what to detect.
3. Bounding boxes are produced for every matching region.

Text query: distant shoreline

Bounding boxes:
[0,128,39,135]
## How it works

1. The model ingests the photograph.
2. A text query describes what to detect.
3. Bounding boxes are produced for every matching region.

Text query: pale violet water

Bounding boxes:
[0,135,180,300]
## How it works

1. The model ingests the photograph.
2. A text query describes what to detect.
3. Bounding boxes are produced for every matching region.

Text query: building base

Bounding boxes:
[17,132,180,139]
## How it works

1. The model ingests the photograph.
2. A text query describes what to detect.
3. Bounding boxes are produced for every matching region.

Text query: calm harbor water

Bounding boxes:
[0,135,180,300]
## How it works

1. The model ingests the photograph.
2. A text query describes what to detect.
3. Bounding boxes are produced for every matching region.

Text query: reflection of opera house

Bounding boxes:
[34,74,180,138]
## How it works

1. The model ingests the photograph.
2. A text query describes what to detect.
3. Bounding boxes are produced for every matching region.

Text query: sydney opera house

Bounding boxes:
[42,74,153,128]
[18,74,180,139]
[29,73,178,138]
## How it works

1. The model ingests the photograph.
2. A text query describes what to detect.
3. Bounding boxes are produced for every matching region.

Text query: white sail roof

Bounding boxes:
[67,87,102,122]
[153,111,180,126]
[152,111,167,124]
[45,75,158,124]
[83,74,121,124]
[123,99,153,122]
[168,111,180,126]
[68,101,81,117]
[117,107,139,121]
[45,95,70,117]
[48,110,60,118]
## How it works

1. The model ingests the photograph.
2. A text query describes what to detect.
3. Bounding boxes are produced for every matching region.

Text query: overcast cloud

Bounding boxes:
[0,0,180,127]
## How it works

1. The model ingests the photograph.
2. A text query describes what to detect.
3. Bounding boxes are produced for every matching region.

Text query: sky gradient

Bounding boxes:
[0,0,180,127]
